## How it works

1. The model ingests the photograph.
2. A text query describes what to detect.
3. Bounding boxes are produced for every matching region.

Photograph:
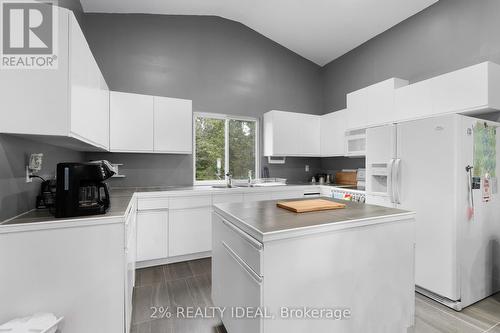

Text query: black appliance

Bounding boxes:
[36,179,57,209]
[55,161,115,218]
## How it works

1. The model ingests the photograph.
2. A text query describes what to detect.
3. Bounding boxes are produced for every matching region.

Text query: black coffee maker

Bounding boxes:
[55,161,115,218]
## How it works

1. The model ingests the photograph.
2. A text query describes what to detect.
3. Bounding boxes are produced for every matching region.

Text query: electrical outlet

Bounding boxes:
[305,165,309,172]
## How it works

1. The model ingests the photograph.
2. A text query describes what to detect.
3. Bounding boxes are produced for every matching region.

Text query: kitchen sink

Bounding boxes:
[211,184,238,189]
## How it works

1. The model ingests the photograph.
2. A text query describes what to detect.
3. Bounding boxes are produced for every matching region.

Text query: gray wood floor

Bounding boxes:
[131,259,500,333]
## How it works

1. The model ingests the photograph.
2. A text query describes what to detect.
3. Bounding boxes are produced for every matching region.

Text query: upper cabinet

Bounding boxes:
[154,97,193,154]
[395,62,500,121]
[0,9,109,151]
[320,109,347,157]
[110,92,193,154]
[110,92,154,152]
[264,110,320,157]
[347,78,409,130]
[69,13,110,150]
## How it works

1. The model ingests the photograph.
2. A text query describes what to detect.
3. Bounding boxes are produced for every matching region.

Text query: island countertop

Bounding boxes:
[214,197,415,242]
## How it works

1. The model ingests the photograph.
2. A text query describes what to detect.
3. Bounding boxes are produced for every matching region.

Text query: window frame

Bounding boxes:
[193,112,260,185]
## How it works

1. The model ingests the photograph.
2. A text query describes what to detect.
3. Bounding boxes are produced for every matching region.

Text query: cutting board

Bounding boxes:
[277,199,346,213]
[335,171,357,185]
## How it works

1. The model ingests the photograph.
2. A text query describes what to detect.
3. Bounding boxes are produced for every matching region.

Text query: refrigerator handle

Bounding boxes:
[388,159,396,203]
[394,159,402,204]
[466,165,474,220]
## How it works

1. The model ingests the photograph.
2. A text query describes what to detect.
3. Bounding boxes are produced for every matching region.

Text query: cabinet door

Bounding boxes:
[269,111,321,156]
[69,14,109,150]
[168,207,212,257]
[321,109,347,156]
[154,97,192,153]
[347,78,407,130]
[394,80,434,122]
[110,91,154,152]
[272,111,302,156]
[0,8,69,137]
[136,211,168,262]
[300,114,321,156]
[212,215,262,333]
[430,63,488,115]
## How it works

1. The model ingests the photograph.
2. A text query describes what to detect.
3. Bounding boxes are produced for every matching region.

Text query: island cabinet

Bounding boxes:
[134,187,323,268]
[212,200,416,333]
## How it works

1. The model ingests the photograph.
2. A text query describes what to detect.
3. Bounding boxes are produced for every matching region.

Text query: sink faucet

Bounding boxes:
[226,173,233,188]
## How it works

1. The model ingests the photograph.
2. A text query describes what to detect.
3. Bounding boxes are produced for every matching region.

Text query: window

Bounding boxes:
[194,113,259,184]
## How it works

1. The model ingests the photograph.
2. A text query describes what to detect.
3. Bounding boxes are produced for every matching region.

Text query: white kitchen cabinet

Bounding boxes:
[0,10,109,151]
[110,91,154,152]
[69,14,109,150]
[169,206,212,257]
[394,80,434,121]
[154,96,193,153]
[263,110,320,157]
[136,211,168,261]
[395,62,500,121]
[320,109,347,157]
[124,199,137,333]
[347,78,408,130]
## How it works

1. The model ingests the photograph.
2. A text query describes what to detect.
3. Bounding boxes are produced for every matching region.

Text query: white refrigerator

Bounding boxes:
[366,114,500,310]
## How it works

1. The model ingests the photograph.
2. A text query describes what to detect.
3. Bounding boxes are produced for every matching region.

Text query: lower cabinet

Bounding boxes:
[168,206,212,257]
[135,188,322,266]
[136,211,168,262]
[212,213,263,333]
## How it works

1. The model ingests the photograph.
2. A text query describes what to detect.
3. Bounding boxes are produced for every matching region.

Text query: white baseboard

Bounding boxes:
[136,251,211,269]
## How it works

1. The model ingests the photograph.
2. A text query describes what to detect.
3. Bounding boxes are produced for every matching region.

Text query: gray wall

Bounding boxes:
[322,0,500,112]
[0,135,84,221]
[84,13,324,186]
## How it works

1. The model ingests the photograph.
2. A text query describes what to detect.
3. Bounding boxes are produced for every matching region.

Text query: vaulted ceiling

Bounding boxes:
[81,0,438,66]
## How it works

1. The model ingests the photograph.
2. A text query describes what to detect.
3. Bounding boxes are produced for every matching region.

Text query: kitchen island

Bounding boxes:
[212,198,416,333]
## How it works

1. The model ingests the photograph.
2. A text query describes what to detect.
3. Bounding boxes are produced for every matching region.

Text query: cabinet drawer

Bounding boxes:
[169,195,211,209]
[212,237,262,333]
[212,193,244,204]
[213,213,263,276]
[137,197,169,211]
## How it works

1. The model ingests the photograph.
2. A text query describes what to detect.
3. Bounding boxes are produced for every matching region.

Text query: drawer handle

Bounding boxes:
[220,217,263,250]
[222,241,263,284]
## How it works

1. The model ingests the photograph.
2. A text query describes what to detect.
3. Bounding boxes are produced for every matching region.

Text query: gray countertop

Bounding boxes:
[214,198,414,242]
[1,192,134,226]
[0,184,363,229]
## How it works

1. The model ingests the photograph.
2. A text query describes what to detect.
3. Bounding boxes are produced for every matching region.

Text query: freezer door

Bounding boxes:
[366,124,397,207]
[458,116,500,307]
[396,114,460,301]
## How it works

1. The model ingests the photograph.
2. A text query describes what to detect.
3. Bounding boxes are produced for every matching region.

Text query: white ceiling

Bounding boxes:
[80,0,438,66]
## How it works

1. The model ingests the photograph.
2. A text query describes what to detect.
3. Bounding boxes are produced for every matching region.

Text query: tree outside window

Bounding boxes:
[194,114,258,183]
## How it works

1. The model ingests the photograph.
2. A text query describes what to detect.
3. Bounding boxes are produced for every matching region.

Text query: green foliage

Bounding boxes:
[195,116,256,181]
[229,120,256,179]
[195,117,225,181]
